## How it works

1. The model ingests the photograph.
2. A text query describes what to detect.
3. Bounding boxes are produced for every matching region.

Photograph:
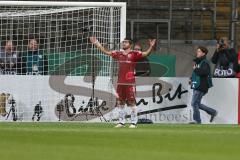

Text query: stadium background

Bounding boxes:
[0,1,239,160]
[4,0,239,76]
[0,0,239,124]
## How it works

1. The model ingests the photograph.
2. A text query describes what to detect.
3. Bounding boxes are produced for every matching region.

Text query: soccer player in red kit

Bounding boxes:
[90,37,156,128]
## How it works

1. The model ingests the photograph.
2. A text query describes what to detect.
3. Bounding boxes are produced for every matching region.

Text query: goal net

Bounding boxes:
[0,1,126,122]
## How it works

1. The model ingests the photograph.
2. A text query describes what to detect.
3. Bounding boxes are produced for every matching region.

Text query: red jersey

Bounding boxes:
[111,50,143,84]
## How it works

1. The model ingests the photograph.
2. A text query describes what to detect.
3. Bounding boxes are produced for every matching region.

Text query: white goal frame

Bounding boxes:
[0,1,126,42]
[0,1,127,122]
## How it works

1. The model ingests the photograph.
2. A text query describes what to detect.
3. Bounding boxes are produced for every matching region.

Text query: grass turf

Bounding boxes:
[0,123,239,160]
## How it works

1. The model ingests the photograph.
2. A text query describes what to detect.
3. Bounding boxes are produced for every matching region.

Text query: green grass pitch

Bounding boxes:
[0,123,239,160]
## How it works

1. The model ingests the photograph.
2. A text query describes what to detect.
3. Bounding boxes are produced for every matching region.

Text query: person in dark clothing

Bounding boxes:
[190,46,217,124]
[211,37,237,78]
[0,40,25,75]
[134,43,151,76]
[22,39,48,75]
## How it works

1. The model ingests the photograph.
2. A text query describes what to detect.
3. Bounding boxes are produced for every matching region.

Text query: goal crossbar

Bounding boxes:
[0,1,126,7]
[0,1,127,44]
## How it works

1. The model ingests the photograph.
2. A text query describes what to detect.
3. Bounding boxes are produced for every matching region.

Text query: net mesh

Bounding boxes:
[0,3,123,122]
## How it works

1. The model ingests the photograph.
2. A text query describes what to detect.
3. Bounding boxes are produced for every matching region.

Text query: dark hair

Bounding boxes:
[124,37,133,45]
[198,46,208,55]
[4,40,15,45]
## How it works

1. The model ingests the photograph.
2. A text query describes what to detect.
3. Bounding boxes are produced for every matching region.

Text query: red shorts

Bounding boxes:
[116,84,136,102]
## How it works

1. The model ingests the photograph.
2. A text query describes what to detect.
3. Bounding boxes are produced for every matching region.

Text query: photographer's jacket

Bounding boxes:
[191,56,213,93]
[211,48,236,78]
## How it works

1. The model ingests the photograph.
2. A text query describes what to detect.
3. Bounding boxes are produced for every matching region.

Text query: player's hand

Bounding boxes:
[89,37,97,44]
[238,60,240,64]
[149,39,156,47]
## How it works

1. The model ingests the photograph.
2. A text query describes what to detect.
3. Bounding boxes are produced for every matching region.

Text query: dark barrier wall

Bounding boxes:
[47,52,176,77]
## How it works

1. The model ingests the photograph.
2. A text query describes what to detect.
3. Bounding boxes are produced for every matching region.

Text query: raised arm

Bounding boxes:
[142,39,156,57]
[89,37,112,56]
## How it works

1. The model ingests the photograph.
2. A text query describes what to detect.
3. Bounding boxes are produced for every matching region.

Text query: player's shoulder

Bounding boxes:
[112,50,123,54]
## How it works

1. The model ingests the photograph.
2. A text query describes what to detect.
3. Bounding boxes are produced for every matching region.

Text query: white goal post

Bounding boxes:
[0,1,126,122]
[0,1,126,42]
